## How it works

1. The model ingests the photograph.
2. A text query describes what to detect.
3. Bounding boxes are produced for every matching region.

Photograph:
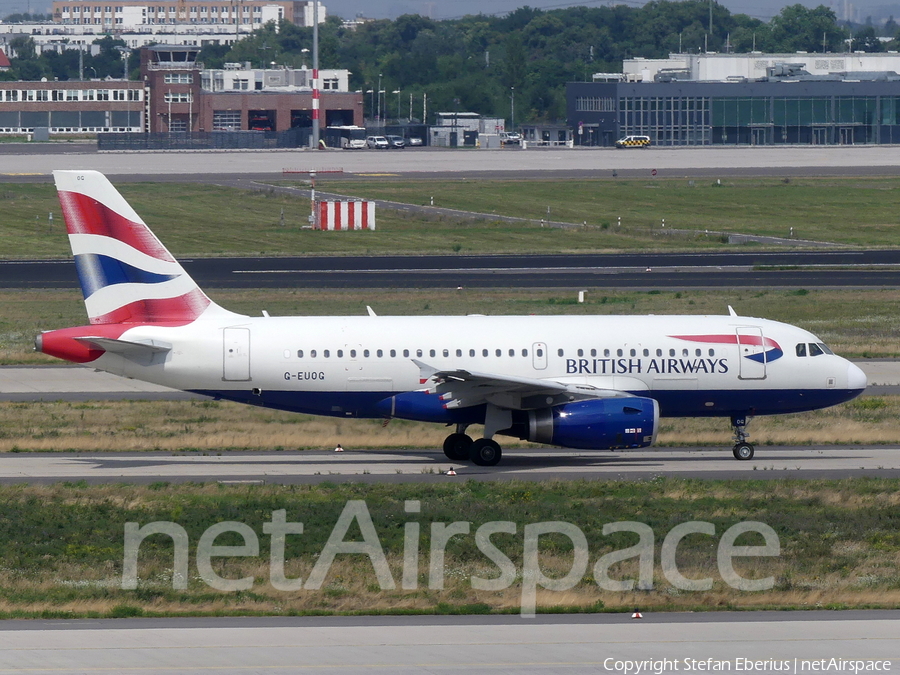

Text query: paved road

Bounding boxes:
[4,250,900,289]
[0,612,896,674]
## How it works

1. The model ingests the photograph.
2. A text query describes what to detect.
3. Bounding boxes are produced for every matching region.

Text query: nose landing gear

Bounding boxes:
[731,416,754,460]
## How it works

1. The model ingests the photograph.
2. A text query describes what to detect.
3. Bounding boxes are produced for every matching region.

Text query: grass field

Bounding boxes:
[5,287,900,365]
[0,479,897,618]
[3,176,900,258]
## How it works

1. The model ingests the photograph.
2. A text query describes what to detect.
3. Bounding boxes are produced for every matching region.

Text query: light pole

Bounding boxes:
[376,73,382,123]
[510,86,515,132]
[393,89,400,123]
[366,89,374,122]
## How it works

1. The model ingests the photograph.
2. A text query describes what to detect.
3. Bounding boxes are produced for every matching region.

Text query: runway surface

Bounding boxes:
[1,446,898,485]
[4,250,900,289]
[5,145,900,178]
[0,612,896,674]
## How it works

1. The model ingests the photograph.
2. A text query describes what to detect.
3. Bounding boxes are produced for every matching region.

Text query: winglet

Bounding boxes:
[412,358,438,385]
[728,305,738,317]
[366,305,377,317]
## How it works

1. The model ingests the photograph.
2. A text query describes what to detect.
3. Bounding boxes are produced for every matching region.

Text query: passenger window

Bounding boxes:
[324,350,330,358]
[337,350,343,358]
[377,349,383,358]
[390,349,396,358]
[709,349,715,356]
[364,349,370,357]
[617,349,623,357]
[604,349,610,357]
[430,349,436,357]
[809,343,824,357]
[310,350,317,358]
[796,343,806,357]
[656,349,662,357]
[558,349,564,357]
[483,349,489,357]
[577,349,584,357]
[695,349,701,357]
[456,349,462,357]
[643,349,649,357]
[819,343,834,355]
[469,349,475,357]
[669,349,675,357]
[416,349,423,357]
[630,349,636,357]
[536,348,543,357]
[682,349,689,357]
[495,349,502,357]
[443,349,449,357]
[297,350,304,358]
[403,349,410,358]
[590,348,597,357]
[522,349,528,357]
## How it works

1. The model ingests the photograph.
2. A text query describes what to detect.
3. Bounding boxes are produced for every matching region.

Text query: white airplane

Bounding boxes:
[36,170,867,466]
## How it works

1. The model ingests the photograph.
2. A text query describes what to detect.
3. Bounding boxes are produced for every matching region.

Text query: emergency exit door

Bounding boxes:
[223,327,251,381]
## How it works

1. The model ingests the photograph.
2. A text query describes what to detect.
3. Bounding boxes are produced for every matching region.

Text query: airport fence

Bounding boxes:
[98,128,310,151]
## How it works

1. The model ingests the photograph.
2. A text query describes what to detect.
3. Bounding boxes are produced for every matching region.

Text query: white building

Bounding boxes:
[620,52,900,83]
[201,63,350,92]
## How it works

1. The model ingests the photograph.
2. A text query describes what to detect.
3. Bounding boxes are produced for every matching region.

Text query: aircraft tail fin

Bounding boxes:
[53,170,233,325]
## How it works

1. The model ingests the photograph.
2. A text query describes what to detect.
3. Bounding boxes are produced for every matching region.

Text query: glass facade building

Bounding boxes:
[568,80,900,146]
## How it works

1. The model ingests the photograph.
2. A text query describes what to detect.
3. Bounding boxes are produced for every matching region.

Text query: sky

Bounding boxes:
[4,0,899,27]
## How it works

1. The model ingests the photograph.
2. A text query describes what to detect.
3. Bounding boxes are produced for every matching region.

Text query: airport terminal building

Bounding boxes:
[568,52,900,147]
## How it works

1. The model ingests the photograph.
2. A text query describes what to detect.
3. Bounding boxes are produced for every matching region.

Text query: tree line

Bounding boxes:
[3,2,900,124]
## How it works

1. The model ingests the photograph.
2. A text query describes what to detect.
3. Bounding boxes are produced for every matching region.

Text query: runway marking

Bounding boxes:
[0,172,45,176]
[355,173,400,176]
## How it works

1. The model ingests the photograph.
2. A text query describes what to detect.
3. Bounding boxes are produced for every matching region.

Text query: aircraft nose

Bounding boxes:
[847,362,867,391]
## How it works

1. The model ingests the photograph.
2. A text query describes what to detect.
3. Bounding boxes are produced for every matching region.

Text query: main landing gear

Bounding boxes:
[731,415,754,461]
[442,424,503,467]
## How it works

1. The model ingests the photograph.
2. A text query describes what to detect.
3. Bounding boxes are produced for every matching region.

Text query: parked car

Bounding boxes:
[615,134,651,148]
[384,135,406,149]
[499,131,521,145]
[407,137,423,146]
[346,137,367,149]
[366,135,389,149]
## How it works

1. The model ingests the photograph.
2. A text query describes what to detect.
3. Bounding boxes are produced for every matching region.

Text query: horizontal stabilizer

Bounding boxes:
[74,336,171,357]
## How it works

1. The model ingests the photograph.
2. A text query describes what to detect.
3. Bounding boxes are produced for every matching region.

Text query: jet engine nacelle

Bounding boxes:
[506,397,659,450]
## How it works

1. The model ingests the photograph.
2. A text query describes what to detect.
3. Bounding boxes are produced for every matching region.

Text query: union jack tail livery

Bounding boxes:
[54,170,227,325]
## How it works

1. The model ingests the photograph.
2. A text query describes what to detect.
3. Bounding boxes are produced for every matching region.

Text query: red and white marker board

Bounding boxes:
[318,201,376,230]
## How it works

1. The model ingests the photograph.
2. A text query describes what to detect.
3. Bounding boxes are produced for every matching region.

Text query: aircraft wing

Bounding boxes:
[412,359,632,410]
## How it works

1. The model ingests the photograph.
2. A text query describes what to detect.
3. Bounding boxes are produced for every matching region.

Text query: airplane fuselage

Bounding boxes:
[40,313,865,422]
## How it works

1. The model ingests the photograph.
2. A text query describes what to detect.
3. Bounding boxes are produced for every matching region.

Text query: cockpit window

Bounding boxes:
[818,343,834,355]
[808,343,824,357]
[796,343,807,357]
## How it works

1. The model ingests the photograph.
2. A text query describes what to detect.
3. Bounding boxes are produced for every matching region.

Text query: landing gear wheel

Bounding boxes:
[443,433,473,461]
[733,443,755,461]
[469,438,502,466]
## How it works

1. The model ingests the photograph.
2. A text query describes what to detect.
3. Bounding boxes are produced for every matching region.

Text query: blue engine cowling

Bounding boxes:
[505,397,659,450]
